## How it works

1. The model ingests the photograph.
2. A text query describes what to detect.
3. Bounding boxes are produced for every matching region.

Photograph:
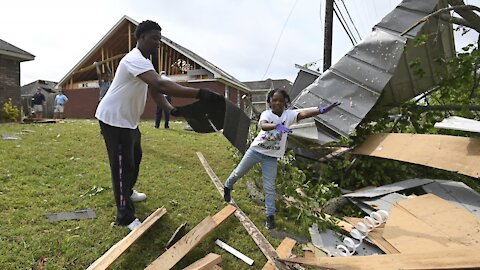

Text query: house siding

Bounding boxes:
[63,81,241,119]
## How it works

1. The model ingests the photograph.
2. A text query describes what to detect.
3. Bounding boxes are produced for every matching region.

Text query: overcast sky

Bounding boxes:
[1,0,479,85]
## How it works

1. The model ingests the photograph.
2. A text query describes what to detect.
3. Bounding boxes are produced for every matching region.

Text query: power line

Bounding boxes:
[262,0,299,80]
[340,0,362,40]
[333,1,357,45]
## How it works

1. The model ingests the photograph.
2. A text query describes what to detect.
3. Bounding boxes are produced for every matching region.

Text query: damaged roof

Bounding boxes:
[290,0,455,145]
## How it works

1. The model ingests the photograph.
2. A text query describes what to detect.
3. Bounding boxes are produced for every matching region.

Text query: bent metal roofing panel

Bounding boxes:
[290,0,454,145]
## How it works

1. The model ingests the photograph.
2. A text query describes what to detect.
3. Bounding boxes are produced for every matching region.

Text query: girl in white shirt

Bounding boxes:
[223,89,340,229]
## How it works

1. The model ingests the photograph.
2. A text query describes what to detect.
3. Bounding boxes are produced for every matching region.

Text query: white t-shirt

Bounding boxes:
[95,48,154,129]
[250,109,299,158]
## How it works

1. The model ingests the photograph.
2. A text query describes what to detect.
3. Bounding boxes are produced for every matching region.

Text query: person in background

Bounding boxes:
[95,20,224,231]
[95,62,113,101]
[155,71,171,129]
[54,90,69,119]
[223,89,341,229]
[31,88,46,119]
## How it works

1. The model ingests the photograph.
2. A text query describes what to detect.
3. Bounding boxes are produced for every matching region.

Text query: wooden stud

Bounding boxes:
[86,207,167,270]
[183,253,222,270]
[145,205,236,270]
[160,44,164,72]
[128,24,132,50]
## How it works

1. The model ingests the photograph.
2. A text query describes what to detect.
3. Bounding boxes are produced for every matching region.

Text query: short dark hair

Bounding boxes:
[134,20,162,39]
[267,89,291,105]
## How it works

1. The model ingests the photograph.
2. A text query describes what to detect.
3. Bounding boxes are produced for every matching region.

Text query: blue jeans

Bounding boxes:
[224,148,278,216]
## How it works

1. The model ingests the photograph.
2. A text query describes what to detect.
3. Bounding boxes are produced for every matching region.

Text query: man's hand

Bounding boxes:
[196,88,224,102]
[318,101,341,114]
[275,124,292,134]
[170,107,182,117]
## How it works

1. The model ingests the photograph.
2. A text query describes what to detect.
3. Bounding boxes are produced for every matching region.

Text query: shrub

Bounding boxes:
[2,98,20,122]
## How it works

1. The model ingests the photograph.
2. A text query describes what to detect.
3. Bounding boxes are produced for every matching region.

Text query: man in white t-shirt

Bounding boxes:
[95,20,224,230]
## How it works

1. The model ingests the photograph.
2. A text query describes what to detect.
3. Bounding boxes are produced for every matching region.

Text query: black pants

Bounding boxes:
[155,95,171,128]
[99,121,142,225]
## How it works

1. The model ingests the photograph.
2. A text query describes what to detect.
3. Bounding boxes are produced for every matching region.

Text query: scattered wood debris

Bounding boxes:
[87,207,166,270]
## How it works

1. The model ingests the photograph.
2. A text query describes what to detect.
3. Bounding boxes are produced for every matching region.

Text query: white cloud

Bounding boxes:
[0,0,477,85]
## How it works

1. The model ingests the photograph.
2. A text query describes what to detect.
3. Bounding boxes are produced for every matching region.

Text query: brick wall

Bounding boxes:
[0,56,21,107]
[64,81,246,119]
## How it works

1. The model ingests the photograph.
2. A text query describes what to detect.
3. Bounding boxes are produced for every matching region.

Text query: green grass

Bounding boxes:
[0,120,306,270]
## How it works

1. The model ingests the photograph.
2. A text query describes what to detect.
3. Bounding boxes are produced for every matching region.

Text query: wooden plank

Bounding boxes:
[212,205,237,225]
[352,133,480,179]
[383,194,480,253]
[262,238,296,270]
[196,152,289,270]
[279,247,480,270]
[86,207,167,270]
[212,265,222,270]
[183,253,222,270]
[145,205,236,270]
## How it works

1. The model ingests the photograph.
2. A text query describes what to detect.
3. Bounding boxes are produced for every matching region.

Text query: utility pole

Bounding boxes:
[323,0,334,71]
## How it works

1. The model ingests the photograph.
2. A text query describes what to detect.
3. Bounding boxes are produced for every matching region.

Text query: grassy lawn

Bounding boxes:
[0,119,306,269]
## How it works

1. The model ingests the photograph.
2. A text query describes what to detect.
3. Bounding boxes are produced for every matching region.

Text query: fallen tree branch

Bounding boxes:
[449,0,480,32]
[401,5,480,36]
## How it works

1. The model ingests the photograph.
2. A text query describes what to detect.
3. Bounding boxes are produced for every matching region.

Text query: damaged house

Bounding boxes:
[0,39,34,118]
[56,15,250,119]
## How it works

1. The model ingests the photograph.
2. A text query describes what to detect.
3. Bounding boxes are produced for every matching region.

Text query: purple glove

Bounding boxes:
[318,101,341,114]
[275,124,292,134]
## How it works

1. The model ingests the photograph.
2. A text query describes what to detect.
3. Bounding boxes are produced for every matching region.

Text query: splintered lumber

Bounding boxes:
[382,194,480,253]
[279,247,480,270]
[145,205,236,270]
[86,207,167,270]
[262,237,296,270]
[72,53,126,75]
[196,152,289,270]
[183,253,222,270]
[352,133,480,178]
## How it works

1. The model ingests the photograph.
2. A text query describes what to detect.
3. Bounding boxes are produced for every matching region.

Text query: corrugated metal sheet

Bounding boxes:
[290,0,454,144]
[309,225,384,256]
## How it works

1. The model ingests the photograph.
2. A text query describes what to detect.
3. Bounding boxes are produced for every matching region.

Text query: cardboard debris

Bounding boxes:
[422,180,480,217]
[352,133,480,178]
[382,194,480,253]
